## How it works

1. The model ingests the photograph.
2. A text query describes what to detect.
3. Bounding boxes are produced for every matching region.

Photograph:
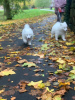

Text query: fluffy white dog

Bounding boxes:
[22,24,34,45]
[51,22,67,41]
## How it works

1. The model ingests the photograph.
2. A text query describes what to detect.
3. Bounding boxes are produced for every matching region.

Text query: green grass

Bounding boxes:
[13,9,53,20]
[0,11,6,21]
[0,9,54,21]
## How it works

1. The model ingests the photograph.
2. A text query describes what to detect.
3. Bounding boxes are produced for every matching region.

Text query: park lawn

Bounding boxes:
[13,9,53,20]
[0,11,6,21]
[0,9,54,21]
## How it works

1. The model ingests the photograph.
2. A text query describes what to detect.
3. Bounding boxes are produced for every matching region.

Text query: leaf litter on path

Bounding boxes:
[0,14,75,100]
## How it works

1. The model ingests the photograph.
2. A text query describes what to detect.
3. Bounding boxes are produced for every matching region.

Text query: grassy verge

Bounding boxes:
[0,9,54,21]
[0,11,6,21]
[13,9,53,20]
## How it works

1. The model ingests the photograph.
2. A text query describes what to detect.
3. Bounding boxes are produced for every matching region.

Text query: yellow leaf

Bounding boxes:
[66,42,72,45]
[0,97,7,100]
[59,82,70,87]
[0,68,16,76]
[53,95,61,100]
[46,87,54,93]
[28,80,45,89]
[33,54,44,58]
[70,70,75,74]
[68,62,74,65]
[62,46,67,49]
[22,62,36,67]
[0,89,5,94]
[57,58,65,64]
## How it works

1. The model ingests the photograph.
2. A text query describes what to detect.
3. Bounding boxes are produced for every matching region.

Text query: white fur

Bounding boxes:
[22,24,34,45]
[51,22,67,41]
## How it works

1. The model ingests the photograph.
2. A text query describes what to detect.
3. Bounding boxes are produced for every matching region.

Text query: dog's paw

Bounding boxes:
[28,42,31,45]
[23,40,27,43]
[55,38,58,41]
[63,39,66,41]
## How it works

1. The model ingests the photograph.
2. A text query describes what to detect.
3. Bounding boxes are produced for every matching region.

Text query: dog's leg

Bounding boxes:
[28,41,31,45]
[23,39,27,44]
[62,34,66,41]
[51,33,53,38]
[55,33,58,40]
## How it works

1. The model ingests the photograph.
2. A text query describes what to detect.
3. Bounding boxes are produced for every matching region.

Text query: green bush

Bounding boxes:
[23,5,29,10]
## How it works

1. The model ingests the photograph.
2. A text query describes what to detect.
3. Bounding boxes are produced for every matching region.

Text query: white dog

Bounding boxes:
[22,24,34,45]
[51,22,67,41]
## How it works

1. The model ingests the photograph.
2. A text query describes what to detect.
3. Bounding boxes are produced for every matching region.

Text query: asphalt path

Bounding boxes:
[0,15,75,100]
[40,9,54,12]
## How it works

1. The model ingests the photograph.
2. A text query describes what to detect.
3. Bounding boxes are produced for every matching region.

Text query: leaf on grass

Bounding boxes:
[22,62,36,67]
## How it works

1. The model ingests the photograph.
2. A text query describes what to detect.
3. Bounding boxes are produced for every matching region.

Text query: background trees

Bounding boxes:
[0,0,52,20]
[0,0,31,20]
[35,0,50,8]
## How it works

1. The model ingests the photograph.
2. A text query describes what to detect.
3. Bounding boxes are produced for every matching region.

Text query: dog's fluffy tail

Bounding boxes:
[24,24,30,28]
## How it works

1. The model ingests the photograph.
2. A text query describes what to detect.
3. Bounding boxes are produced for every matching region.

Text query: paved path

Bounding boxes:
[0,15,74,100]
[40,9,54,12]
[0,6,4,10]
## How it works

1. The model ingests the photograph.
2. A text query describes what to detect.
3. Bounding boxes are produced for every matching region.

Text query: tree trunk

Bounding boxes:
[24,0,26,6]
[4,0,12,20]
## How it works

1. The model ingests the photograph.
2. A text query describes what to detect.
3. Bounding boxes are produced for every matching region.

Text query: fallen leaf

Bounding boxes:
[0,68,16,76]
[17,59,28,64]
[0,97,7,100]
[22,62,36,67]
[57,58,65,64]
[53,95,61,100]
[28,80,45,89]
[53,89,66,96]
[11,97,16,100]
[0,88,5,94]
